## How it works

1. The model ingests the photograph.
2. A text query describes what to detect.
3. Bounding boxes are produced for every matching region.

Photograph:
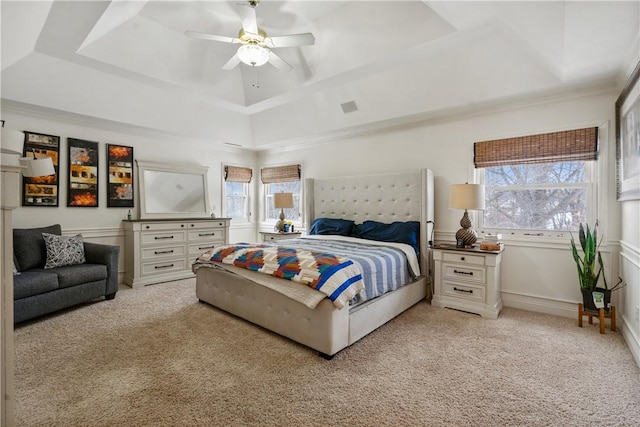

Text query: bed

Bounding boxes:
[194,169,434,358]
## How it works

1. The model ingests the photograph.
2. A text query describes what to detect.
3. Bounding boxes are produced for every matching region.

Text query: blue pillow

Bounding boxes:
[309,218,355,236]
[352,220,420,253]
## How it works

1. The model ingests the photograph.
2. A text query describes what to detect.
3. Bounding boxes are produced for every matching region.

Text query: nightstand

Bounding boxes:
[260,231,302,242]
[431,243,504,319]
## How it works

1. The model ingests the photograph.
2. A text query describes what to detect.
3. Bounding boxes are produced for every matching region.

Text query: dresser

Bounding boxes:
[123,218,230,288]
[431,244,504,319]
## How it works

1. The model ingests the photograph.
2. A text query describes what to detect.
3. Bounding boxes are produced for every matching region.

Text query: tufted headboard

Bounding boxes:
[304,169,434,280]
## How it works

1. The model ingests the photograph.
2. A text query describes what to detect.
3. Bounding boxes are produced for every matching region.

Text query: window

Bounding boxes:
[224,165,252,222]
[261,164,302,222]
[475,127,598,232]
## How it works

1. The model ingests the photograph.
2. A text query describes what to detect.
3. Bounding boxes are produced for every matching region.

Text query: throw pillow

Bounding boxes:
[43,233,86,269]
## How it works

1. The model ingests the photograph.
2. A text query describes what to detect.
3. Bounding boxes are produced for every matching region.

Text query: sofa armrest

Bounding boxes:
[84,242,120,295]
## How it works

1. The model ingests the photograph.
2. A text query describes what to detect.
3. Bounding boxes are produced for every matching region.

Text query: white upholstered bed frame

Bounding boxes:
[195,169,434,357]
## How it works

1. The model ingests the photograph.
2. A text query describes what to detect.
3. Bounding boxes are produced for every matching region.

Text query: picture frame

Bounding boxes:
[67,138,99,207]
[106,144,134,208]
[615,59,640,201]
[21,131,60,207]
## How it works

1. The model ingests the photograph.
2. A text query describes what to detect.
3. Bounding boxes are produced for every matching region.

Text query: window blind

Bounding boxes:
[225,165,252,183]
[474,127,598,168]
[260,164,301,184]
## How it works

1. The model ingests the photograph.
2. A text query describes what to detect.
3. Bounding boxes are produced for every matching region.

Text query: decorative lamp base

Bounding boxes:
[456,210,477,246]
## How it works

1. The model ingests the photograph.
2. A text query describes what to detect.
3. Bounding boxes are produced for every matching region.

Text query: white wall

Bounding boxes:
[258,89,621,319]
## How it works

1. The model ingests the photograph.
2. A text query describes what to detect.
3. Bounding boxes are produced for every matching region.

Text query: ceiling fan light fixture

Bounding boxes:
[237,44,269,67]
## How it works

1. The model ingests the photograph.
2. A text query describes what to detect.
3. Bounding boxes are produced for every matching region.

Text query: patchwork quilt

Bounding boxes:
[194,243,365,309]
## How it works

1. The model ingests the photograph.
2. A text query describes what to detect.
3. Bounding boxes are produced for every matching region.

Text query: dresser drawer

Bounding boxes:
[140,222,186,232]
[189,242,219,256]
[141,245,185,261]
[442,263,486,284]
[141,231,186,246]
[443,252,485,266]
[141,258,188,276]
[187,221,227,230]
[188,228,226,242]
[442,281,485,302]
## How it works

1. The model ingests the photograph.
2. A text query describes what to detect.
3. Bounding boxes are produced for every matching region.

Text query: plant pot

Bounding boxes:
[581,287,611,312]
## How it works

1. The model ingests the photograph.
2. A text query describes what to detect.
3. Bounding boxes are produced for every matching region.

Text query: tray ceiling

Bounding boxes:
[1,1,639,150]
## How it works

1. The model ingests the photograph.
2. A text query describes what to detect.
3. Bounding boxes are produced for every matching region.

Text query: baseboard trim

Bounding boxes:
[501,290,579,318]
[621,313,640,368]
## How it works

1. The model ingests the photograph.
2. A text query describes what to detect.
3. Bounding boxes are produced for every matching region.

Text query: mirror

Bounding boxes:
[137,160,211,219]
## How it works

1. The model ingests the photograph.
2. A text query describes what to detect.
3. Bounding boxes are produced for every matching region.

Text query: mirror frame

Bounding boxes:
[137,160,211,219]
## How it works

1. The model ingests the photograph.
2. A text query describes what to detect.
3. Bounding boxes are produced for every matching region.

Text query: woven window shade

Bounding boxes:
[474,127,598,168]
[261,164,301,184]
[225,166,252,183]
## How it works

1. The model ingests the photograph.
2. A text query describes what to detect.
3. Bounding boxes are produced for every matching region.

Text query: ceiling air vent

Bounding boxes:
[340,101,358,114]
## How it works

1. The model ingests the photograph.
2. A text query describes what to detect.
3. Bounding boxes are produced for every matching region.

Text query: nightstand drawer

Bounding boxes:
[442,281,485,302]
[442,264,486,284]
[443,252,485,266]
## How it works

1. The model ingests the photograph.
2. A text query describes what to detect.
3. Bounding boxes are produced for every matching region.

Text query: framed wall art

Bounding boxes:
[21,131,60,207]
[106,144,134,207]
[67,138,99,207]
[615,59,640,201]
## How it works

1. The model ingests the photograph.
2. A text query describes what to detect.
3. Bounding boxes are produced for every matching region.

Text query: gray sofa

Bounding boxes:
[13,224,120,324]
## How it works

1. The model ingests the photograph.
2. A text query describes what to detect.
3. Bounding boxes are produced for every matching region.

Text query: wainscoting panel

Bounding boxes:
[620,240,640,367]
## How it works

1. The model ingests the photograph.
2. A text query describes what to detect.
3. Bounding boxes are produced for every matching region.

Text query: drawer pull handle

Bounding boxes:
[154,250,174,255]
[154,236,174,240]
[453,269,473,276]
[199,233,216,237]
[454,287,473,294]
[461,256,465,261]
[155,264,174,270]
[199,246,215,250]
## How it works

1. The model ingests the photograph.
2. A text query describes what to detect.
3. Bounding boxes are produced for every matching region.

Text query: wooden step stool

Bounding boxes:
[578,304,616,334]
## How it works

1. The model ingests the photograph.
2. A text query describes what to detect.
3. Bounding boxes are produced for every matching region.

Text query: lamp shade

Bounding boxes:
[237,44,270,66]
[1,127,24,155]
[19,156,55,177]
[449,184,485,210]
[274,192,294,209]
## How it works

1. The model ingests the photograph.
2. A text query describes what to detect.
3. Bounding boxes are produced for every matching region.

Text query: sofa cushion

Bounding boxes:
[54,264,107,289]
[13,270,59,300]
[43,233,86,269]
[13,224,62,271]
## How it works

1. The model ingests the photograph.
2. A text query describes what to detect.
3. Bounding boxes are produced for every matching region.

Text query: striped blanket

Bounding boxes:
[194,242,364,309]
[194,236,418,308]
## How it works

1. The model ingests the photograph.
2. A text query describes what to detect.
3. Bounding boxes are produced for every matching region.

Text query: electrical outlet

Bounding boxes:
[636,306,639,322]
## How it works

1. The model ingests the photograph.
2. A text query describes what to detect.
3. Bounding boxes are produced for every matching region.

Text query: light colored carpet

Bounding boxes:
[15,278,640,426]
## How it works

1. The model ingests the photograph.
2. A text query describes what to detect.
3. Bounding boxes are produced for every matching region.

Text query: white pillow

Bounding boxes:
[43,233,86,269]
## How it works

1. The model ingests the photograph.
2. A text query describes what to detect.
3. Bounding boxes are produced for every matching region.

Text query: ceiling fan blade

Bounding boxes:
[264,33,315,48]
[185,30,240,44]
[268,50,293,71]
[238,4,258,35]
[222,53,242,70]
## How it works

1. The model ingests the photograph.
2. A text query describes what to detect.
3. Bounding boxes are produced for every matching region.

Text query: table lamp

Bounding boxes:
[274,192,293,232]
[449,183,485,247]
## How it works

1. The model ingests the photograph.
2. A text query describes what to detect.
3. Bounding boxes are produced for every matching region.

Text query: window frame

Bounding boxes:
[222,164,253,225]
[477,160,597,239]
[260,162,304,229]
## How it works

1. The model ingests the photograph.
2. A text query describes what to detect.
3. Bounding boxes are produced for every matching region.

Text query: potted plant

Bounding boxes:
[570,221,610,311]
[570,221,625,311]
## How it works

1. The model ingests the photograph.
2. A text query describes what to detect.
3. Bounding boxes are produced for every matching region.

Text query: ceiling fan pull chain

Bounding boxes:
[252,66,260,89]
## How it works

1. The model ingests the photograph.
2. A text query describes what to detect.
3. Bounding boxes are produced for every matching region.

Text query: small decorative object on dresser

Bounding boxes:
[431,243,504,318]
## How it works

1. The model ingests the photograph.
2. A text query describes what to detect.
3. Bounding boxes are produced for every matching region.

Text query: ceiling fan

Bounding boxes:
[185,0,315,71]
